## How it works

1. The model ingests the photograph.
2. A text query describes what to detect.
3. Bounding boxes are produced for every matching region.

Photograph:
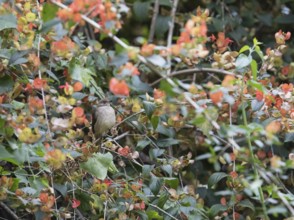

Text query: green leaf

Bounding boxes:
[248,80,264,91]
[209,204,228,216]
[54,183,68,197]
[156,124,175,137]
[131,76,152,93]
[161,164,172,177]
[285,132,294,142]
[0,145,20,166]
[142,165,155,177]
[151,116,159,129]
[11,100,25,110]
[143,101,156,118]
[46,70,59,82]
[254,45,264,60]
[72,92,87,100]
[93,52,108,69]
[155,15,171,38]
[133,1,150,22]
[136,139,151,151]
[40,19,61,33]
[208,172,228,187]
[237,199,255,211]
[146,210,163,220]
[160,80,176,97]
[134,210,148,220]
[0,49,12,59]
[9,50,29,66]
[239,45,250,54]
[253,38,262,46]
[235,54,252,70]
[90,194,103,212]
[192,115,206,125]
[156,192,170,208]
[0,75,14,94]
[164,178,179,189]
[250,59,258,80]
[150,149,164,159]
[80,153,117,180]
[149,175,163,195]
[69,61,95,87]
[156,138,179,147]
[42,3,58,22]
[0,14,17,31]
[115,38,129,54]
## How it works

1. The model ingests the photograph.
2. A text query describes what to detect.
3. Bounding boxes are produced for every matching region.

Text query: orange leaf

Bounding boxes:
[209,91,223,104]
[39,192,49,203]
[117,146,130,157]
[109,78,130,96]
[33,78,47,90]
[140,44,155,57]
[255,91,264,101]
[73,107,85,118]
[222,75,235,87]
[73,81,83,92]
[265,120,281,134]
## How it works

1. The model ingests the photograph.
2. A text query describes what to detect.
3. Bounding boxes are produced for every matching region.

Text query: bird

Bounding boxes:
[92,99,116,139]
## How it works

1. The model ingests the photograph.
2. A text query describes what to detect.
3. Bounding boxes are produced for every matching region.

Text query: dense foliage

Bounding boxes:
[0,0,293,219]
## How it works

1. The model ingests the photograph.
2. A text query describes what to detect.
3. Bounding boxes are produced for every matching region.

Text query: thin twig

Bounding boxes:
[37,0,52,139]
[0,202,19,220]
[166,0,179,158]
[166,0,179,76]
[258,170,294,215]
[113,131,130,141]
[240,74,269,220]
[148,204,179,220]
[151,67,239,86]
[103,200,108,220]
[148,0,160,43]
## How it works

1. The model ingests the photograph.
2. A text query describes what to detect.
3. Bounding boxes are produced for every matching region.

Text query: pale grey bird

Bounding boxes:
[92,99,116,139]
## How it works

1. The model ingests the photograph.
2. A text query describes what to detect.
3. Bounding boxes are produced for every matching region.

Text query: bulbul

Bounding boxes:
[92,99,116,139]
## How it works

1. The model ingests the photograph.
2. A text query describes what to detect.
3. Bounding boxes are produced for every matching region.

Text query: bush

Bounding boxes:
[0,0,293,219]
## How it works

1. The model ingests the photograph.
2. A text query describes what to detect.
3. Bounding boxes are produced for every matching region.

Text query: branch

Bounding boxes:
[148,203,179,220]
[36,0,52,139]
[0,202,19,220]
[151,67,239,86]
[148,0,160,43]
[166,0,179,76]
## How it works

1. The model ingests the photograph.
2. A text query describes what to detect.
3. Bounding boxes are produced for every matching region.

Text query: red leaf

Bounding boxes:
[72,199,81,209]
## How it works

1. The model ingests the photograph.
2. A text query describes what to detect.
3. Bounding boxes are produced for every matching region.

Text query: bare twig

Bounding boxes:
[151,67,239,86]
[148,204,179,220]
[258,170,294,215]
[68,200,86,220]
[148,0,160,43]
[0,202,19,220]
[166,0,179,76]
[36,0,52,139]
[277,191,294,215]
